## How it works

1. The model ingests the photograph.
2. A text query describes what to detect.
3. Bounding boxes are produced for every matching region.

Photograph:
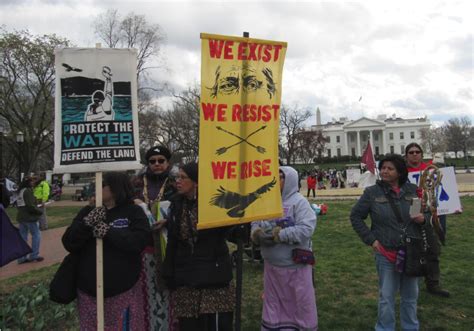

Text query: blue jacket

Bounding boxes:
[350,180,428,250]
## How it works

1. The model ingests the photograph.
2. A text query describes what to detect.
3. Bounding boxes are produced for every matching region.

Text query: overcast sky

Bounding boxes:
[1,0,472,127]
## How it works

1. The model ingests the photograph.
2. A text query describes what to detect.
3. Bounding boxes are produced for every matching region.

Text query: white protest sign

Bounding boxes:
[53,48,141,173]
[408,167,462,215]
[346,168,361,185]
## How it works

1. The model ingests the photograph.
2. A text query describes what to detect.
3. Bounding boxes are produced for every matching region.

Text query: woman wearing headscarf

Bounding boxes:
[251,166,318,330]
[62,172,150,330]
[162,162,235,331]
[350,154,428,331]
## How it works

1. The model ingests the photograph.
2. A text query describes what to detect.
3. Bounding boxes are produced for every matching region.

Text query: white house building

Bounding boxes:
[310,110,431,157]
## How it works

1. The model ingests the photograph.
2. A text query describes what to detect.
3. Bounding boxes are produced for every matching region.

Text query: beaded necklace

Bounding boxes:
[143,176,169,205]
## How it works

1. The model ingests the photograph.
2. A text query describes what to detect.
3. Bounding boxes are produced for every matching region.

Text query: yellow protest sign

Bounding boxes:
[199,33,287,229]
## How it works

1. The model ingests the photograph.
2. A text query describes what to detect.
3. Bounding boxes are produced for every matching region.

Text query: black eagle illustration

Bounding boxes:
[210,177,277,218]
[62,63,83,72]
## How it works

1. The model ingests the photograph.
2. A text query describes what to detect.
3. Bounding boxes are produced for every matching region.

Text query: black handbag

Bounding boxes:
[49,253,78,304]
[385,190,427,277]
[404,236,427,277]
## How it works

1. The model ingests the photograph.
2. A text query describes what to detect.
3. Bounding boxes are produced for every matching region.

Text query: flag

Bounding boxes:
[1,205,31,267]
[361,141,376,174]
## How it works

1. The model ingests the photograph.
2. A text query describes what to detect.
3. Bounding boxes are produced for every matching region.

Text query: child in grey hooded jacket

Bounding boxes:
[251,166,318,330]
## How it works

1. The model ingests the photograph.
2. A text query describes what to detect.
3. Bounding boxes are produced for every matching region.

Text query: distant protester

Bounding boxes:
[16,176,44,263]
[33,174,50,231]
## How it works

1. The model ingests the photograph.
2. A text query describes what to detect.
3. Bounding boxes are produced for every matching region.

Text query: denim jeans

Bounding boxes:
[375,253,419,331]
[17,222,41,262]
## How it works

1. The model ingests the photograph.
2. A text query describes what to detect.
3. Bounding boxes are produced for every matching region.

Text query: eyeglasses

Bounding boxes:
[408,150,421,155]
[177,175,190,181]
[149,158,167,165]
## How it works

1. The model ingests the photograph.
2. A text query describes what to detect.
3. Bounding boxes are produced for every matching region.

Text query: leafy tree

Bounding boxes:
[279,105,312,165]
[0,29,70,178]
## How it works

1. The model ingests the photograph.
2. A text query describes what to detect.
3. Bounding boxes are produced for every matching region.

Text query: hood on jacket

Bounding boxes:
[280,166,298,201]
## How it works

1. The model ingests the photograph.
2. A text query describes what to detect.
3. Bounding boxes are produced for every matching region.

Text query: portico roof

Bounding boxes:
[343,117,386,129]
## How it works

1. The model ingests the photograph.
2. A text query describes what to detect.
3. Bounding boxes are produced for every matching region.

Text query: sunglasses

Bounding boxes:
[408,150,421,155]
[149,158,167,165]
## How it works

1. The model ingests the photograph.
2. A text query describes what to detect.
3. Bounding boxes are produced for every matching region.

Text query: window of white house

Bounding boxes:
[337,148,341,157]
[400,132,404,139]
[401,145,405,154]
[390,146,394,153]
[374,134,379,141]
[336,135,340,143]
[389,132,394,140]
[410,131,415,139]
[327,149,331,158]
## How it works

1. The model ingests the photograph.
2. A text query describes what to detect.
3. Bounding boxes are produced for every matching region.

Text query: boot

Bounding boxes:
[427,286,450,298]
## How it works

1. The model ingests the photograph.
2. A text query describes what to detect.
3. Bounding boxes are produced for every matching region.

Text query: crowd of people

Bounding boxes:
[0,140,452,331]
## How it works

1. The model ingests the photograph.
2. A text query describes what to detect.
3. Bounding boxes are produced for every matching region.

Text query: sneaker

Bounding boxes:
[427,287,450,298]
[33,256,45,262]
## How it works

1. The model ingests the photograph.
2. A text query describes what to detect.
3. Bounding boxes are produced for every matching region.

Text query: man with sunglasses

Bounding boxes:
[405,143,450,298]
[135,145,176,207]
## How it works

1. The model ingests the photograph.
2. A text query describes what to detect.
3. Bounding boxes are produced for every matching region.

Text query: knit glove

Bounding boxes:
[84,207,106,227]
[251,228,276,246]
[272,226,282,243]
[92,221,111,239]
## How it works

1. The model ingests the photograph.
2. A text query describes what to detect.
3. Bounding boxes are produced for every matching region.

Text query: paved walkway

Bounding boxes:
[0,226,68,281]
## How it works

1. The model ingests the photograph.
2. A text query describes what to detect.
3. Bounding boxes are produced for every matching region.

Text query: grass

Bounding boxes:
[2,197,473,330]
[5,206,82,229]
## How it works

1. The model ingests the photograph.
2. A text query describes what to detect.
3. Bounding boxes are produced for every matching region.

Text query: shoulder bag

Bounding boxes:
[49,253,79,304]
[385,190,427,277]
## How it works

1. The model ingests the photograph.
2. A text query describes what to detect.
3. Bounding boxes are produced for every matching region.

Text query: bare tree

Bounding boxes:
[420,127,446,155]
[138,86,200,161]
[0,29,70,178]
[93,9,166,81]
[279,105,312,165]
[442,116,472,159]
[294,130,327,164]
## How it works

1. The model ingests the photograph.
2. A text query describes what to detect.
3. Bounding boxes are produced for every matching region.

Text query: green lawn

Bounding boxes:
[5,206,82,229]
[1,197,473,330]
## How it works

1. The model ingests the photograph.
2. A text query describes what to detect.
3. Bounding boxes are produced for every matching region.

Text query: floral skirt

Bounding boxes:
[77,278,145,331]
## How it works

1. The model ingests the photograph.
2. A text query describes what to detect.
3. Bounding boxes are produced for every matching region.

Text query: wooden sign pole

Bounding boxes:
[95,171,104,330]
[95,41,104,331]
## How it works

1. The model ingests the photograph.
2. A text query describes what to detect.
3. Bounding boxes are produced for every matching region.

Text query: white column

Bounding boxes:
[382,129,387,154]
[369,130,374,151]
[344,131,349,156]
[356,130,361,156]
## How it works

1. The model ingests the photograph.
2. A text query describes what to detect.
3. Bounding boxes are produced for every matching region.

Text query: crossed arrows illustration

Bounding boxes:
[215,125,267,155]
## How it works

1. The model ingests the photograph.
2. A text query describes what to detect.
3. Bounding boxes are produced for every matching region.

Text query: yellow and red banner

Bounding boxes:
[198,33,287,229]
